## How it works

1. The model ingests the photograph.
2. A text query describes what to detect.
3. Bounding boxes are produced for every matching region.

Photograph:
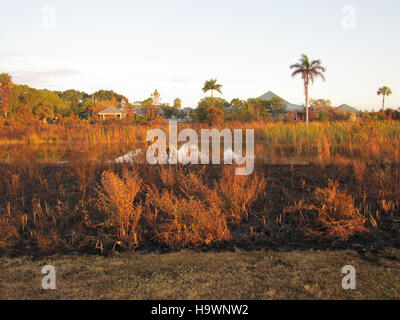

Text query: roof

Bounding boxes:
[338,104,358,113]
[258,91,290,104]
[285,104,305,112]
[98,106,124,114]
[134,107,147,117]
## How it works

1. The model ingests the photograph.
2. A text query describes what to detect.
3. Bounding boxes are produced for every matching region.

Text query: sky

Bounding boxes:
[0,0,399,110]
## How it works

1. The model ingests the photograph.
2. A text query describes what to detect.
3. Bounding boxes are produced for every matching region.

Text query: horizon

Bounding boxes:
[1,0,399,110]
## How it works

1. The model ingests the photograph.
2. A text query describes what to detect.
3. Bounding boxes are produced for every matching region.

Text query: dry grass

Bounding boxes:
[0,120,399,253]
[1,248,399,300]
[146,188,231,247]
[287,180,369,243]
[97,169,143,249]
[217,166,266,225]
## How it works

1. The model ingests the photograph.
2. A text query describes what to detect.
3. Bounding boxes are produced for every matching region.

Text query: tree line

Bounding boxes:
[0,54,397,125]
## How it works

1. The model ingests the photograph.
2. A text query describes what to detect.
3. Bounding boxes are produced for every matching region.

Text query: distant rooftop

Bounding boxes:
[285,103,305,112]
[258,91,290,105]
[338,104,358,113]
[98,106,124,114]
[134,106,147,117]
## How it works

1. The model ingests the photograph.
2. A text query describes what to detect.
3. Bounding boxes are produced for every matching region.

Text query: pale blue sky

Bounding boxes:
[0,0,399,110]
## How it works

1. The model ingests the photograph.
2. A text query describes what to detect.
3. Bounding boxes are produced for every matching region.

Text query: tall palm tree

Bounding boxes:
[290,54,326,124]
[377,86,392,111]
[202,79,222,98]
[202,79,222,109]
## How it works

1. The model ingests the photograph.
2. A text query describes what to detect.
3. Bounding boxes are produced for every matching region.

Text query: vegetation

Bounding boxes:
[0,70,399,276]
[377,86,392,111]
[0,74,399,300]
[202,79,223,99]
[202,79,223,109]
[0,120,399,255]
[0,73,12,118]
[290,54,327,124]
[0,73,398,126]
[1,248,400,299]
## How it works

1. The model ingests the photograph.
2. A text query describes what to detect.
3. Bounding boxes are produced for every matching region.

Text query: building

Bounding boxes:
[134,106,147,117]
[98,106,126,119]
[285,104,306,121]
[258,91,290,105]
[338,104,359,121]
[258,91,305,121]
[338,104,358,113]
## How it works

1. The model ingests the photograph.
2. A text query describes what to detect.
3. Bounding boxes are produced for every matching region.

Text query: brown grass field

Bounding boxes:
[0,120,399,299]
[1,248,399,299]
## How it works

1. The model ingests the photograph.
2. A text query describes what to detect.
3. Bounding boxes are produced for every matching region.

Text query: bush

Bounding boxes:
[287,180,369,243]
[97,169,143,248]
[216,167,266,226]
[146,187,231,247]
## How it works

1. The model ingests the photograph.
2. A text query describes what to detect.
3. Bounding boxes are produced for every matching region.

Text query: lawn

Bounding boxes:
[1,248,399,300]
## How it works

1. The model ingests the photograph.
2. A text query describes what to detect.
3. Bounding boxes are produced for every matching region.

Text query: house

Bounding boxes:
[338,104,359,121]
[98,106,126,119]
[258,91,290,105]
[285,104,306,121]
[338,104,358,113]
[258,91,305,121]
[134,106,147,117]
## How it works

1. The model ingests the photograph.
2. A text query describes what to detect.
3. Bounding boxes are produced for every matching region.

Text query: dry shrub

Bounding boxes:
[0,198,73,253]
[287,180,369,242]
[353,160,368,186]
[69,150,97,199]
[317,135,331,165]
[158,165,181,190]
[178,168,223,211]
[97,169,143,248]
[146,187,230,247]
[216,166,266,226]
[30,198,70,253]
[0,213,21,248]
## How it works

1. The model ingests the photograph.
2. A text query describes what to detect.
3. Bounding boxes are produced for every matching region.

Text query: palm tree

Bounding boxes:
[202,79,222,98]
[290,54,326,124]
[377,86,392,111]
[202,79,222,109]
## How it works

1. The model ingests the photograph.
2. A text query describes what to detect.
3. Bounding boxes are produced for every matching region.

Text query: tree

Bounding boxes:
[14,107,35,125]
[309,99,332,121]
[92,90,125,103]
[56,89,88,115]
[0,73,13,118]
[161,104,181,119]
[39,90,70,116]
[269,97,287,119]
[33,104,54,123]
[80,97,95,119]
[173,98,182,109]
[206,107,225,125]
[290,54,326,124]
[193,97,229,122]
[141,90,162,121]
[247,98,263,121]
[151,90,161,106]
[377,86,392,111]
[202,79,222,109]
